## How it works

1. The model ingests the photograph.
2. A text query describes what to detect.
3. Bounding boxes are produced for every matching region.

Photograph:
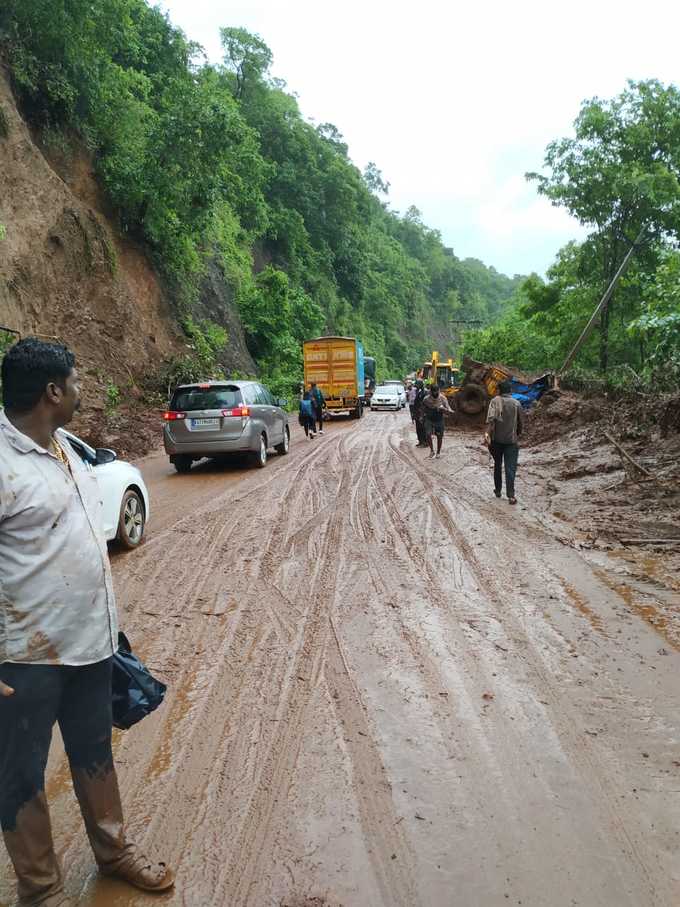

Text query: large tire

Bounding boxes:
[275,425,290,455]
[173,455,192,474]
[117,488,145,549]
[455,383,490,415]
[251,433,268,468]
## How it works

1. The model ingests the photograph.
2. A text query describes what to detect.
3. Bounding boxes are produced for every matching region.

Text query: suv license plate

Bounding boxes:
[191,418,219,428]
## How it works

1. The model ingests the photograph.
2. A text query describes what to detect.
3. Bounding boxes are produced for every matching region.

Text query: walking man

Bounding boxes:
[485,379,522,504]
[299,391,316,439]
[423,383,452,458]
[0,339,174,906]
[309,381,325,434]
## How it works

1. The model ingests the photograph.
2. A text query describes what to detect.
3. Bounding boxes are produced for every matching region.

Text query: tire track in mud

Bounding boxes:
[217,434,417,907]
[353,432,526,854]
[47,434,349,902]
[387,428,667,906]
[121,440,345,850]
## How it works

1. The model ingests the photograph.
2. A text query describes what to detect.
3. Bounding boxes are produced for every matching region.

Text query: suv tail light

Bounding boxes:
[222,406,251,417]
[163,411,186,421]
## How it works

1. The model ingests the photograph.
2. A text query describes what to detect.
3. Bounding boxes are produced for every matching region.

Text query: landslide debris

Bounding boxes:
[521,387,680,567]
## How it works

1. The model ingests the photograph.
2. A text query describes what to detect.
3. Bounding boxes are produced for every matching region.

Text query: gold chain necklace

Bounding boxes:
[51,437,72,473]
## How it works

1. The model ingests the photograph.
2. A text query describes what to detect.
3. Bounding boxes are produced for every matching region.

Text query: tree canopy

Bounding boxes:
[1,0,521,392]
[465,80,680,389]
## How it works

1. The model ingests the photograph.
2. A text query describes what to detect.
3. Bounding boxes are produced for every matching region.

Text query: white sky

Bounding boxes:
[159,0,680,277]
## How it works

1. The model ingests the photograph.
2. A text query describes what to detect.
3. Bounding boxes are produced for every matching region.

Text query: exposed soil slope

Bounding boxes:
[0,68,255,450]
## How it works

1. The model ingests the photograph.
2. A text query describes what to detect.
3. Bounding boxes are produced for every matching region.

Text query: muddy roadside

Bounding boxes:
[514,388,680,640]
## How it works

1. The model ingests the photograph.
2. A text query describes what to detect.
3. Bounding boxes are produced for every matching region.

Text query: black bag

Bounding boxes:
[112,631,167,730]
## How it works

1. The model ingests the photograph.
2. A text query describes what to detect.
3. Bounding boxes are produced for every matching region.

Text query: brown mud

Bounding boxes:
[1,414,679,907]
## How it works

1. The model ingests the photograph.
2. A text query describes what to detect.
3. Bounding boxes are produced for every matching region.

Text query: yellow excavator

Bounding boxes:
[419,351,512,423]
[419,351,460,389]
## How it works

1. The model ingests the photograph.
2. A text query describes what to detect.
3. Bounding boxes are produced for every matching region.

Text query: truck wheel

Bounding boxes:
[456,384,489,415]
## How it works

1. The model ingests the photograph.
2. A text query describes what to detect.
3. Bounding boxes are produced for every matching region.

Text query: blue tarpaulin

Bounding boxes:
[510,374,552,409]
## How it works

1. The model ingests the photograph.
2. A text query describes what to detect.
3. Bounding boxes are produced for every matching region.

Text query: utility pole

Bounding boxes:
[558,226,646,378]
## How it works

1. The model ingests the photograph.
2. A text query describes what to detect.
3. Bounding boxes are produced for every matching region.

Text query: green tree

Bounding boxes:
[528,80,680,372]
[220,27,272,100]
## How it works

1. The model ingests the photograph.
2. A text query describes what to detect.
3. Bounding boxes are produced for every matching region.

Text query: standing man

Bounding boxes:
[485,379,522,504]
[309,381,325,435]
[413,379,427,447]
[0,339,174,906]
[407,383,417,422]
[422,383,452,459]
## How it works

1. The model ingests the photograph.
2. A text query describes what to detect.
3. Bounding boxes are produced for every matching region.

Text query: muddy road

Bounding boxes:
[2,412,679,907]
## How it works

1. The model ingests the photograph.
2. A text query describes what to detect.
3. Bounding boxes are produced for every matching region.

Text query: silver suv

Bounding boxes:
[163,380,290,472]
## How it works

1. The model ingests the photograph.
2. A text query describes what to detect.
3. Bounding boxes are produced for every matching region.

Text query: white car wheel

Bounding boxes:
[118,489,145,549]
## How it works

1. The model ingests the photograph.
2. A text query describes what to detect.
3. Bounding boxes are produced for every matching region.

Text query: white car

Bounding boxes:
[370,384,403,411]
[62,430,150,549]
[383,381,407,407]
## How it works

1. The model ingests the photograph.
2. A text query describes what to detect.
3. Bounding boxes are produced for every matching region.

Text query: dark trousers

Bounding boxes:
[408,404,416,422]
[302,415,316,436]
[490,442,519,498]
[0,658,132,903]
[313,405,324,432]
[415,417,426,444]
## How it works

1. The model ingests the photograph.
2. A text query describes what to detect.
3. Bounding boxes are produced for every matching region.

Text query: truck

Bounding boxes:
[303,336,365,419]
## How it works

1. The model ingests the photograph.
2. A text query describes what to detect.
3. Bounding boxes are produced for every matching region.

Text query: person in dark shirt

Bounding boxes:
[309,382,325,434]
[413,380,427,447]
[299,392,317,439]
[422,383,452,458]
[485,380,523,504]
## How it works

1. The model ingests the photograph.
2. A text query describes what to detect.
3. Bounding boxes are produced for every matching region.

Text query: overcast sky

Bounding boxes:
[159,0,679,277]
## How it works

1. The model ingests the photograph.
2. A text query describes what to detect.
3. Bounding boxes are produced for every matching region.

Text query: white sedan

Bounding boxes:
[384,381,407,407]
[62,430,150,549]
[370,385,403,411]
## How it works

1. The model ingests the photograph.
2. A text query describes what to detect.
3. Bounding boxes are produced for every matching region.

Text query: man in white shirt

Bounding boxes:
[0,339,173,906]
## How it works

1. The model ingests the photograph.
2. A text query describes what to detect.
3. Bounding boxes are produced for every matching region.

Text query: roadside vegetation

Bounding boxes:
[0,1,521,392]
[463,81,680,393]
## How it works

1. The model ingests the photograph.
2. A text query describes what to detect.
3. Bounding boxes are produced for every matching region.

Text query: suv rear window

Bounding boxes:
[171,385,242,411]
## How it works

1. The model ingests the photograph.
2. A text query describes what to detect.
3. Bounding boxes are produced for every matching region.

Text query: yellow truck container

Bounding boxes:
[303,336,365,419]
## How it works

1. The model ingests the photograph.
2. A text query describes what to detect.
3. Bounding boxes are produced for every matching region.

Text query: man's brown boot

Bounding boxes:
[70,766,174,893]
[1,792,68,905]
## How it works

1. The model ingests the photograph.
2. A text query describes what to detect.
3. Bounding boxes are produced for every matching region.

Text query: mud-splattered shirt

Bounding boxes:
[486,394,523,444]
[0,412,118,665]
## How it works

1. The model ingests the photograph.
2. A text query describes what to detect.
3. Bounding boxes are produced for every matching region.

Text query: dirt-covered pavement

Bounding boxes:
[2,411,679,907]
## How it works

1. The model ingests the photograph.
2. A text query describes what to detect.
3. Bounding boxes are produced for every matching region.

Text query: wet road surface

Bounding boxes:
[2,411,679,906]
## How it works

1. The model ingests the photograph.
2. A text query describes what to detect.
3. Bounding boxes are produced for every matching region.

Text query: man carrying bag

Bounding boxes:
[0,339,174,906]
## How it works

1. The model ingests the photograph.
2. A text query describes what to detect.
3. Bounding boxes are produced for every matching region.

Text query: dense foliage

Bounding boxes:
[464,80,680,390]
[0,0,520,392]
